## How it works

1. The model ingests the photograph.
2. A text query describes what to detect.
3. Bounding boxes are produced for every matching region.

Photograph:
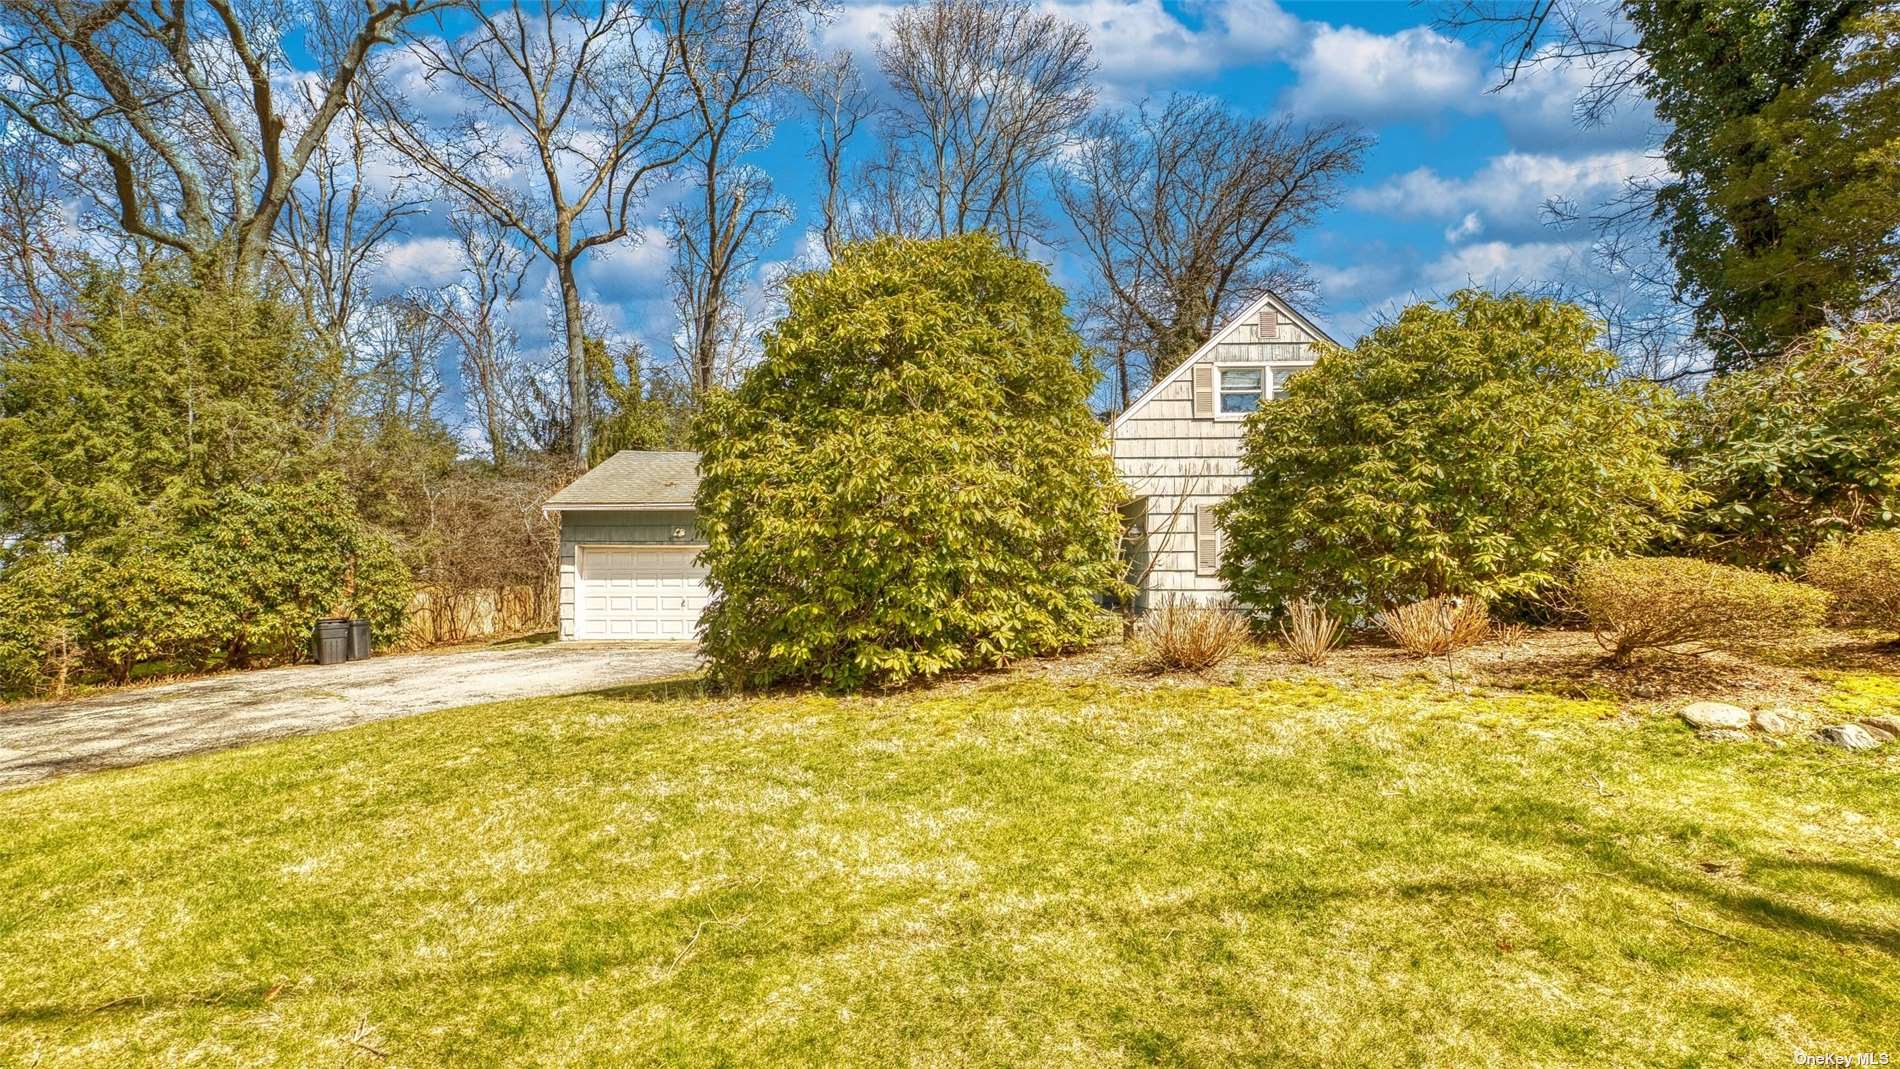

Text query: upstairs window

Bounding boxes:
[1271,366,1304,397]
[1219,367,1263,413]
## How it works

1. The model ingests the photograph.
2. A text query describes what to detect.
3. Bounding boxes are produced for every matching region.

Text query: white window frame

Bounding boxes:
[1214,361,1315,420]
[1214,364,1266,419]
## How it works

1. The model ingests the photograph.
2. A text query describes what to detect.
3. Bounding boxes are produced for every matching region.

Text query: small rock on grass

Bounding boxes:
[1751,708,1798,735]
[1680,702,1751,731]
[1815,723,1882,751]
[1859,715,1900,741]
[1699,728,1752,742]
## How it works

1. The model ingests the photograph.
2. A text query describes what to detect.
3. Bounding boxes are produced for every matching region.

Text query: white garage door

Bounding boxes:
[576,546,708,640]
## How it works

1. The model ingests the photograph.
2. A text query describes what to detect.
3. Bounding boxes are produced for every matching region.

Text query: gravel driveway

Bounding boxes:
[0,642,701,789]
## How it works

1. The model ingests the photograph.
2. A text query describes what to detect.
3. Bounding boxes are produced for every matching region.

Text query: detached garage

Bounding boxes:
[546,450,708,641]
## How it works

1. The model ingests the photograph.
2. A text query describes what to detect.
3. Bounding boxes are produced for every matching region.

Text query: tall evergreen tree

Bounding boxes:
[1450,0,1900,371]
[1631,0,1900,369]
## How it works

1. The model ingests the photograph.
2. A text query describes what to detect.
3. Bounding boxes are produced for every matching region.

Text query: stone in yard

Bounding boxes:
[1859,715,1900,740]
[1680,702,1751,731]
[1815,723,1882,751]
[1751,708,1798,735]
[1700,728,1752,742]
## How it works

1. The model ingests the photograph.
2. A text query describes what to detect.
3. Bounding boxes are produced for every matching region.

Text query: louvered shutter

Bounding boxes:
[1259,306,1279,339]
[1195,505,1220,576]
[1191,364,1215,418]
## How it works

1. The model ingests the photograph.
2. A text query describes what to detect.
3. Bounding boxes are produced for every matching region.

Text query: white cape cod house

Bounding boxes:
[1110,292,1338,609]
[541,291,1336,641]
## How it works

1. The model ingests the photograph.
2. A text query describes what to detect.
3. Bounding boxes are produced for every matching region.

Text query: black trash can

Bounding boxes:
[312,618,351,665]
[348,618,372,661]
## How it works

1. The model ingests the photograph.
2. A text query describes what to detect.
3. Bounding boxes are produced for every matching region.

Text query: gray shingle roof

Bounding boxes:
[546,450,702,507]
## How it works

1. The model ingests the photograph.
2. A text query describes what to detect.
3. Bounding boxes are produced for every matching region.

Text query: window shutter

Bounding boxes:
[1195,505,1220,576]
[1259,307,1279,339]
[1191,364,1215,418]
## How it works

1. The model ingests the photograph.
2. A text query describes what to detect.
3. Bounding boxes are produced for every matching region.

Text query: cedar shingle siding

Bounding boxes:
[1110,294,1334,610]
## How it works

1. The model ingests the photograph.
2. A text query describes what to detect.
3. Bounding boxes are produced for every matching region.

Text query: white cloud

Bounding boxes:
[821,0,1300,94]
[1052,0,1301,84]
[1044,1,1212,81]
[1491,50,1658,151]
[1279,21,1657,155]
[1203,0,1303,64]
[1309,238,1596,338]
[581,225,672,296]
[817,2,899,57]
[376,236,464,289]
[1347,150,1657,243]
[1283,25,1485,123]
[1310,258,1407,307]
[1419,239,1583,293]
[1444,211,1484,243]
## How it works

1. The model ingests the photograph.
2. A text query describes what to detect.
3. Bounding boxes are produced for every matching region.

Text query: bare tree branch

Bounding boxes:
[1055,95,1368,399]
[364,0,696,461]
[795,49,875,260]
[663,0,813,394]
[273,94,427,343]
[865,0,1095,251]
[412,206,531,467]
[0,0,442,281]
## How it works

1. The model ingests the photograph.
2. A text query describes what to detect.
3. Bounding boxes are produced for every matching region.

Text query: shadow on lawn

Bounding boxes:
[1504,800,1900,958]
[585,675,710,703]
[1484,648,1795,704]
[1748,855,1900,900]
[0,885,758,1029]
[0,980,288,1026]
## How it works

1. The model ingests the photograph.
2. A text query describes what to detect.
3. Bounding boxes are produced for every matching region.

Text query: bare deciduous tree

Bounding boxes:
[0,0,439,282]
[360,297,450,433]
[668,167,789,392]
[868,0,1095,250]
[421,207,530,467]
[1055,95,1369,403]
[368,0,695,461]
[0,136,84,343]
[275,96,427,342]
[662,0,810,394]
[796,49,876,258]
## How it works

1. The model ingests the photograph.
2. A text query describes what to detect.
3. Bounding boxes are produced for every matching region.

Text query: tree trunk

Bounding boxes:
[482,378,510,470]
[556,257,591,462]
[473,318,510,469]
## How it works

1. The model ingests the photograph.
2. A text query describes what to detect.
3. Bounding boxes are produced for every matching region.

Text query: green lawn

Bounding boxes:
[2,670,1897,1066]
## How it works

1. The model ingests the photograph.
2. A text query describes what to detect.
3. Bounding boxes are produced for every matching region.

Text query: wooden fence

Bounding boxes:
[398,585,555,649]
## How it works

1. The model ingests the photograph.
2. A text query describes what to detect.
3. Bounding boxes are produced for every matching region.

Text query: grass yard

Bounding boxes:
[3,664,1898,1066]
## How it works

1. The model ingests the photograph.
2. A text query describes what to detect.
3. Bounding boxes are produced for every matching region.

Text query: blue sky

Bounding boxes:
[365,0,1663,416]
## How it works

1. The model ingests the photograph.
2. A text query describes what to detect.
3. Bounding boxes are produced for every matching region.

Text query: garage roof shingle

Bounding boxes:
[546,450,701,508]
